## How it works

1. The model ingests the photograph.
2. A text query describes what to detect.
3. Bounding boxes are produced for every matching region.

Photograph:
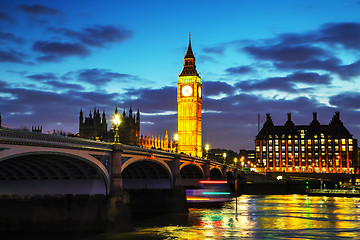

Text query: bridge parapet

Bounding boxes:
[0,128,113,151]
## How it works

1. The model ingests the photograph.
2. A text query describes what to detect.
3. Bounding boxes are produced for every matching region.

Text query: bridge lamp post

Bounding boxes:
[174,133,179,153]
[113,114,121,143]
[205,144,210,159]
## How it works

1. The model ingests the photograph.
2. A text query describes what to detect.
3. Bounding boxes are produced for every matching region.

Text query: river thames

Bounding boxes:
[86,195,360,240]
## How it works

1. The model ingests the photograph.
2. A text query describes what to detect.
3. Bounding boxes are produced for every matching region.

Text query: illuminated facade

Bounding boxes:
[177,36,202,157]
[255,112,358,174]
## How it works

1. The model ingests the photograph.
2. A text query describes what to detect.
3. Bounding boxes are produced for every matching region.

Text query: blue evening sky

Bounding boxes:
[1,0,360,151]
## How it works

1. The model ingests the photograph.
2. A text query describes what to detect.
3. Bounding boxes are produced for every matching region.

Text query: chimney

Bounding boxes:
[287,113,291,121]
[313,112,317,121]
[266,113,270,121]
[335,111,340,119]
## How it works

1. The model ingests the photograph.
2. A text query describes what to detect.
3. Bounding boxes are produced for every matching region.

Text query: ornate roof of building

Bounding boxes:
[179,35,200,77]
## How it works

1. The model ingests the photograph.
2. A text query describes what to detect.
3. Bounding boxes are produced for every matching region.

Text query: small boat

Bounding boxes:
[186,180,233,207]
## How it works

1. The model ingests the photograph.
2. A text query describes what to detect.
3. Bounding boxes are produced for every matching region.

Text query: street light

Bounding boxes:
[234,158,238,168]
[174,133,179,153]
[223,152,227,164]
[113,113,121,143]
[205,144,210,159]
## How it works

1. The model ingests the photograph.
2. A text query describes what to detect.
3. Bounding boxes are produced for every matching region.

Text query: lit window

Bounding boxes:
[275,140,279,145]
[321,133,324,138]
[314,139,318,144]
[321,139,325,145]
[256,146,260,151]
[295,140,299,145]
[262,146,266,151]
[314,135,318,139]
[301,146,305,152]
[269,140,273,144]
[275,146,279,151]
[307,140,312,145]
[301,140,305,145]
[349,146,353,151]
[288,135,291,138]
[349,139,353,145]
[342,146,346,151]
[341,139,346,144]
[288,140,292,144]
[335,139,339,144]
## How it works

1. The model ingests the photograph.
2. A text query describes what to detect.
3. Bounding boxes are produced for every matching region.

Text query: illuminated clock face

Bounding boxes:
[198,87,202,98]
[182,85,192,97]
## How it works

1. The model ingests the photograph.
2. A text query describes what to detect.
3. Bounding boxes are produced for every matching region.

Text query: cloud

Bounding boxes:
[204,81,235,96]
[225,66,255,75]
[0,49,26,64]
[26,73,58,81]
[17,4,62,16]
[202,46,225,55]
[77,68,137,85]
[235,72,331,93]
[48,25,133,48]
[329,92,360,110]
[0,32,24,44]
[0,11,16,24]
[243,44,329,62]
[239,22,360,80]
[33,41,90,62]
[315,22,360,50]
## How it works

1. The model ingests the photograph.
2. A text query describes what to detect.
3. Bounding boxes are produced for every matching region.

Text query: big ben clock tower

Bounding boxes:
[177,35,202,157]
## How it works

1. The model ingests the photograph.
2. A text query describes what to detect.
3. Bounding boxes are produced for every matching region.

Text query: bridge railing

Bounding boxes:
[0,128,113,151]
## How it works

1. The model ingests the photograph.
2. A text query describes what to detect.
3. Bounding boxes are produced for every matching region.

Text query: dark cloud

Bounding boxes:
[122,87,177,112]
[0,49,26,63]
[243,45,328,62]
[45,81,84,91]
[235,72,331,93]
[26,73,58,81]
[329,92,360,110]
[0,80,8,88]
[316,23,360,50]
[48,25,133,47]
[272,22,360,51]
[204,81,235,96]
[197,55,217,63]
[202,46,225,55]
[0,11,16,24]
[17,4,62,16]
[225,66,255,75]
[33,41,90,62]
[0,32,24,44]
[77,68,136,85]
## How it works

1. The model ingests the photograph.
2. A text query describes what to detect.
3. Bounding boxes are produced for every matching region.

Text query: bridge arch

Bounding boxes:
[179,163,205,186]
[0,150,110,195]
[209,167,223,180]
[226,171,235,180]
[121,159,172,189]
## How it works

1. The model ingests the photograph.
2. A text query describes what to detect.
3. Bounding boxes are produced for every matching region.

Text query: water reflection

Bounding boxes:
[87,195,360,240]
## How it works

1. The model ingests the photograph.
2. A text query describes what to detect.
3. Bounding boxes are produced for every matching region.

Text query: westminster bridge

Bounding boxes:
[0,128,237,196]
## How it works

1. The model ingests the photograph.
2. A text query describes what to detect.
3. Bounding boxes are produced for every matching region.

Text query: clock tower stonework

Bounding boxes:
[177,36,202,157]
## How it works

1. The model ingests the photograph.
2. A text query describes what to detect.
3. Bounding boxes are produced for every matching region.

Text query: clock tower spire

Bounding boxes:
[177,35,203,157]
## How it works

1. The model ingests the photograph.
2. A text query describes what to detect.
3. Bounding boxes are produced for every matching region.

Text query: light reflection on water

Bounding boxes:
[90,195,360,240]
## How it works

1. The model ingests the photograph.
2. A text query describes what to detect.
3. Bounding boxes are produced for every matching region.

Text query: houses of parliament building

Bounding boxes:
[79,106,175,151]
